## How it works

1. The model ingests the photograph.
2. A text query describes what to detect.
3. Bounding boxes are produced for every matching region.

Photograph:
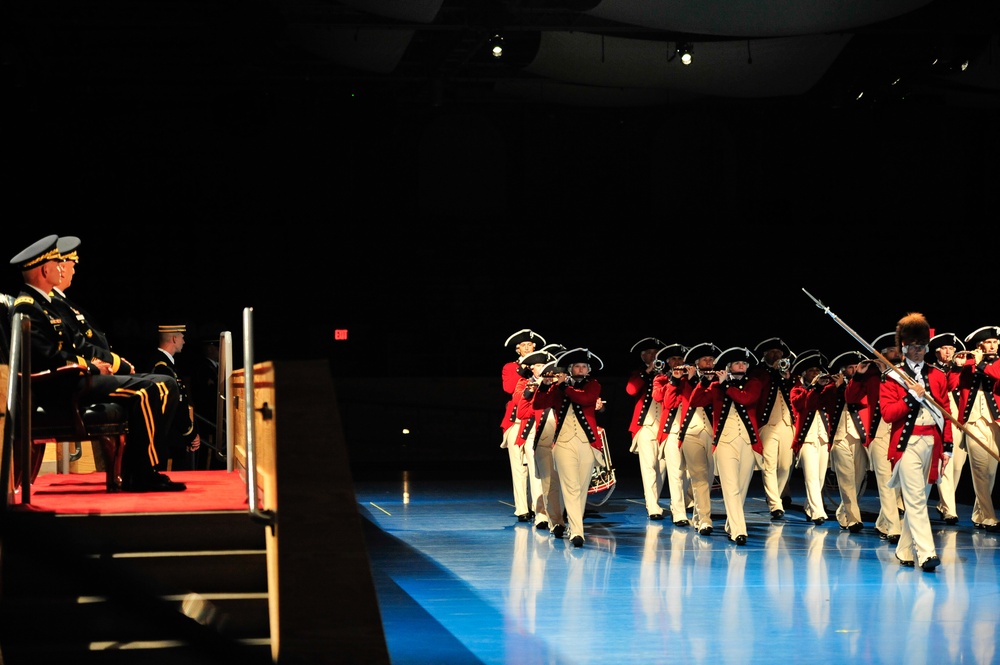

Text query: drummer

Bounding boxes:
[532,348,604,548]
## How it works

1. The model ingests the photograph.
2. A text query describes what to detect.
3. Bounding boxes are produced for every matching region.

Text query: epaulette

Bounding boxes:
[14,295,34,306]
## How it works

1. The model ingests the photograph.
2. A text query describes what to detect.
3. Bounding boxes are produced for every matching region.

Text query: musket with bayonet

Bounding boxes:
[802,288,998,463]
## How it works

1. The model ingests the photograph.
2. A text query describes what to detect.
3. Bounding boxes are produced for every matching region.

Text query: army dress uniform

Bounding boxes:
[9,235,184,492]
[625,337,669,520]
[501,329,546,522]
[828,351,871,532]
[956,326,1000,531]
[148,325,201,471]
[790,351,837,524]
[750,337,797,519]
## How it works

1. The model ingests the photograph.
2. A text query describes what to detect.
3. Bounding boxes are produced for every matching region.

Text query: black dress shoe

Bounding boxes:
[944,517,959,525]
[517,513,531,522]
[848,522,863,534]
[699,526,713,536]
[123,472,186,493]
[984,523,1000,533]
[887,534,900,544]
[649,513,665,521]
[735,535,747,546]
[571,535,584,548]
[920,556,941,572]
[875,527,887,539]
[897,556,915,567]
[552,524,566,539]
[770,509,784,520]
[535,521,549,530]
[812,517,826,525]
[673,519,690,527]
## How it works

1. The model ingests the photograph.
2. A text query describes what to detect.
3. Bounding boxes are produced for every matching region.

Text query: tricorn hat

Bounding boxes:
[630,337,666,354]
[790,350,829,376]
[539,343,568,356]
[829,350,868,372]
[684,342,722,365]
[928,332,965,354]
[965,326,1000,347]
[557,347,603,371]
[655,343,688,363]
[870,332,898,354]
[753,337,793,358]
[10,234,60,270]
[519,350,556,367]
[505,328,546,351]
[714,347,758,371]
[896,312,931,348]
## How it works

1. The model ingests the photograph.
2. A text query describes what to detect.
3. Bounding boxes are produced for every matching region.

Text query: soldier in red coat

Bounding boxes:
[790,350,839,525]
[625,336,669,520]
[501,328,546,522]
[879,312,953,571]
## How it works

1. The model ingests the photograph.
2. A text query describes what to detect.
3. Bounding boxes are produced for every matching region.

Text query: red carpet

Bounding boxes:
[9,470,250,515]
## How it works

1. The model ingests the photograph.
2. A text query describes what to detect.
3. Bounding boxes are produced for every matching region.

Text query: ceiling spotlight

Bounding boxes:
[678,43,693,66]
[490,33,504,59]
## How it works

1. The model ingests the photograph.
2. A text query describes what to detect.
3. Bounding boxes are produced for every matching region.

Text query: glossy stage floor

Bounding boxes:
[356,469,999,665]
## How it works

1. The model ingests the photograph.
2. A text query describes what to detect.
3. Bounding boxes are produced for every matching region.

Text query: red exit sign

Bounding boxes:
[335,329,349,341]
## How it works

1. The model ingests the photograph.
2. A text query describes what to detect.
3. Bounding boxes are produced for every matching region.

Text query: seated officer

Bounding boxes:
[9,235,186,492]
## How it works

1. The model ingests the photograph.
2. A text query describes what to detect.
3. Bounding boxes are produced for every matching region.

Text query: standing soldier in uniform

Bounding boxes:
[501,329,546,523]
[666,342,722,537]
[652,342,693,526]
[880,312,953,571]
[954,325,1000,532]
[927,332,967,525]
[828,351,870,533]
[750,337,797,520]
[512,349,557,531]
[790,350,838,525]
[626,337,669,520]
[148,324,202,471]
[865,332,904,543]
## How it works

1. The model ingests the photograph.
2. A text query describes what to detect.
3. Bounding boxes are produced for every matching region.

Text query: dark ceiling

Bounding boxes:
[6,0,998,117]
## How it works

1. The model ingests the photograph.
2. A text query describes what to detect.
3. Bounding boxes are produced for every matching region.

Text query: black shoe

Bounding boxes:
[535,521,549,530]
[123,472,186,493]
[812,517,826,525]
[887,534,900,544]
[875,528,888,540]
[848,522,863,534]
[673,519,690,527]
[920,556,941,572]
[649,513,665,521]
[770,509,785,520]
[944,517,959,526]
[571,535,584,548]
[699,526,713,536]
[517,513,531,522]
[735,535,747,546]
[978,522,1000,532]
[897,556,915,568]
[552,524,566,539]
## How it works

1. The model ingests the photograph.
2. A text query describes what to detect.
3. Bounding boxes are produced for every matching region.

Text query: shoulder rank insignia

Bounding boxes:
[14,295,34,306]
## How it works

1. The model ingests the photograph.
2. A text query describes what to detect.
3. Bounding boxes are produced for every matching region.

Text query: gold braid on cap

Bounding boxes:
[24,248,62,269]
[896,312,930,348]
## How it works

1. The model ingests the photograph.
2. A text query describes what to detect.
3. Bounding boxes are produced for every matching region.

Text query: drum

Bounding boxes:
[587,427,616,507]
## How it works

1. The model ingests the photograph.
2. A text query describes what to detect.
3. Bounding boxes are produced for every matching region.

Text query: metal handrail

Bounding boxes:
[243,307,275,529]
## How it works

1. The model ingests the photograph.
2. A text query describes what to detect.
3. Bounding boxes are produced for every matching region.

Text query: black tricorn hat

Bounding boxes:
[829,350,868,372]
[714,347,758,370]
[791,350,829,376]
[557,347,604,371]
[870,332,898,354]
[896,312,931,348]
[684,342,722,365]
[928,332,965,354]
[965,326,1000,347]
[10,234,60,270]
[520,350,556,367]
[753,337,793,358]
[539,343,568,356]
[630,337,666,354]
[655,343,688,363]
[505,328,546,351]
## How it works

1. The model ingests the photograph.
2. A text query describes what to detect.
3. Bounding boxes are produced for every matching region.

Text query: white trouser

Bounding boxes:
[532,418,564,532]
[895,433,938,565]
[831,432,868,527]
[631,425,666,516]
[756,422,795,512]
[797,439,829,522]
[934,431,967,520]
[868,427,902,536]
[715,436,757,539]
[967,418,1000,526]
[664,432,691,523]
[681,428,715,531]
[552,437,596,542]
[504,423,531,517]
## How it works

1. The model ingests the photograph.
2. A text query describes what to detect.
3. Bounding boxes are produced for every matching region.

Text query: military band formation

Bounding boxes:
[500,319,1000,573]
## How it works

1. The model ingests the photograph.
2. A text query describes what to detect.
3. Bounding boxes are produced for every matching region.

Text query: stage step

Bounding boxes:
[0,510,273,664]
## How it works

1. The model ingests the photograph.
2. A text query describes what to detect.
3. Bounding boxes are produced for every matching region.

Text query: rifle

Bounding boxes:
[802,288,998,463]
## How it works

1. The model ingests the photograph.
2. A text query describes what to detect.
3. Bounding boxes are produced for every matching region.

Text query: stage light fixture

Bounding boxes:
[490,33,504,59]
[679,43,693,66]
